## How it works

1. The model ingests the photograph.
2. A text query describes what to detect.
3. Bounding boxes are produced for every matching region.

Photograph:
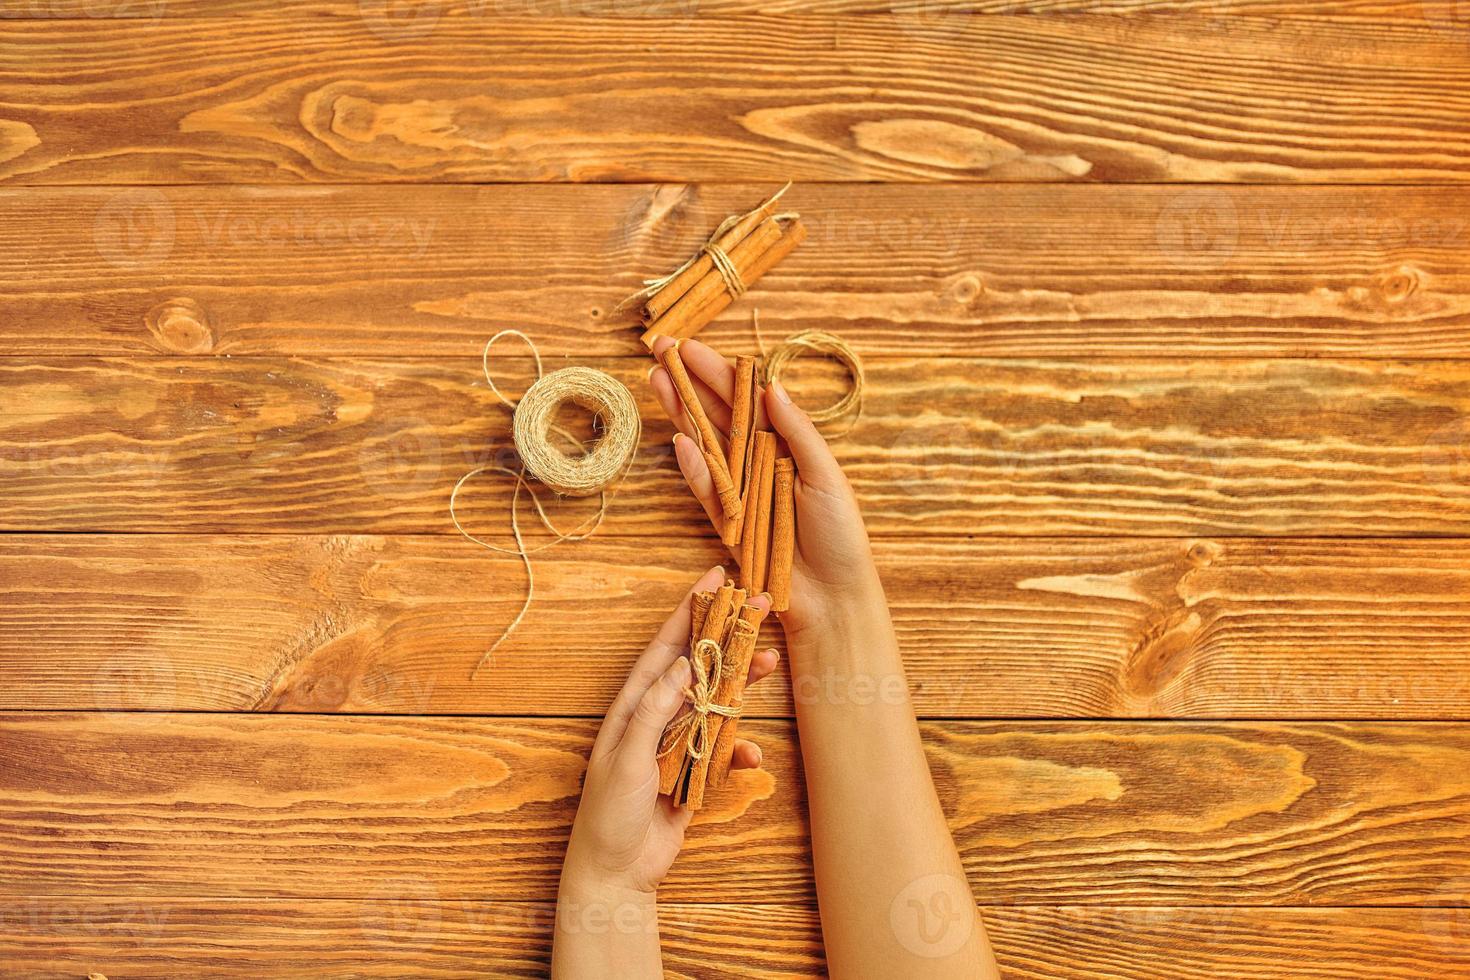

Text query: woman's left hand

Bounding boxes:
[562,564,779,898]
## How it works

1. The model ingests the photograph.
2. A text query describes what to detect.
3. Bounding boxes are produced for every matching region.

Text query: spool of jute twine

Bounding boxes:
[512,366,641,496]
[451,330,641,675]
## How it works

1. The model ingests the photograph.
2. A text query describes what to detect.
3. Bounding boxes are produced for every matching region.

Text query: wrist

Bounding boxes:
[560,847,658,907]
[783,575,892,651]
[557,869,659,937]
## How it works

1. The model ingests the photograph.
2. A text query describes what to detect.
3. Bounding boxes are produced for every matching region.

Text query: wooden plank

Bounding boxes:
[2,900,1466,980]
[6,183,1470,359]
[2,16,1468,184]
[5,356,1470,537]
[1,0,1461,17]
[4,534,1469,719]
[2,714,1469,904]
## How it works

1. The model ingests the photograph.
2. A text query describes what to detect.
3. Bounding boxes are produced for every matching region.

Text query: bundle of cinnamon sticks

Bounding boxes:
[627,186,805,348]
[657,581,763,810]
[659,343,795,610]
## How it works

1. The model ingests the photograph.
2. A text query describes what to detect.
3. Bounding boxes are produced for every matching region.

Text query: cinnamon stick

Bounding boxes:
[659,343,737,521]
[708,602,764,787]
[640,219,806,346]
[721,355,758,548]
[739,432,775,587]
[768,456,795,612]
[690,589,712,644]
[748,436,778,595]
[658,703,691,797]
[705,449,742,523]
[643,199,783,323]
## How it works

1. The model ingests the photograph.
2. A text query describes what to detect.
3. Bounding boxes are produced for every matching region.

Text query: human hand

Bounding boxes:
[562,564,779,899]
[647,336,885,636]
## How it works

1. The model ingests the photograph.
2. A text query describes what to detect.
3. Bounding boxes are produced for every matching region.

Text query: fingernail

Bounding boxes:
[712,564,725,578]
[671,656,691,684]
[770,379,792,405]
[647,363,661,382]
[753,745,763,765]
[647,333,667,347]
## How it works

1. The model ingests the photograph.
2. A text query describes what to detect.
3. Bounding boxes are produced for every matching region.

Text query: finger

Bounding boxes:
[672,338,735,404]
[672,433,726,533]
[618,654,694,763]
[689,371,733,433]
[649,363,732,442]
[650,337,735,434]
[747,648,779,686]
[649,366,698,442]
[594,565,726,757]
[680,338,769,430]
[729,738,763,771]
[763,382,846,493]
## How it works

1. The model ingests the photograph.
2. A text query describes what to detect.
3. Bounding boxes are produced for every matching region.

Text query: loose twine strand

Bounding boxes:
[656,637,739,763]
[753,313,866,429]
[450,329,641,676]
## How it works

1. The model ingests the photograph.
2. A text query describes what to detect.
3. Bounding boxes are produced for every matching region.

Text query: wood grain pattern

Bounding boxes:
[5,356,1470,536]
[3,714,1469,905]
[3,900,1466,979]
[3,16,1469,184]
[3,0,1464,16]
[6,183,1470,358]
[4,534,1469,718]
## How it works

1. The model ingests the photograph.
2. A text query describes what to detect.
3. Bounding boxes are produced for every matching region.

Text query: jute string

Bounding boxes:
[451,329,641,676]
[704,241,747,297]
[754,315,866,428]
[656,637,739,762]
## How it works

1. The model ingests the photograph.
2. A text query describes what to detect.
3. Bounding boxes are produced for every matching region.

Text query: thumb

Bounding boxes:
[618,655,692,762]
[764,381,846,493]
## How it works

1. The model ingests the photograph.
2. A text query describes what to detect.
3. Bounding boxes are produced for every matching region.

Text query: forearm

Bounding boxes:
[551,868,662,979]
[789,584,998,979]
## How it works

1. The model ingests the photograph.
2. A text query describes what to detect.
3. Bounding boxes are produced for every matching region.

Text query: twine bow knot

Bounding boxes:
[659,637,740,762]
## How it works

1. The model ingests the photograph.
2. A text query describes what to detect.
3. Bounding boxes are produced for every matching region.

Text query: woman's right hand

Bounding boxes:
[647,336,884,638]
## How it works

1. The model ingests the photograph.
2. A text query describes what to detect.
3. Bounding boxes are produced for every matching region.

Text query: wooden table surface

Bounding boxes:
[3,2,1470,977]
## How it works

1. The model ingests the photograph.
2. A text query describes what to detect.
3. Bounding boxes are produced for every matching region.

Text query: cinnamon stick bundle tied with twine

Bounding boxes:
[620,184,805,348]
[657,581,764,810]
